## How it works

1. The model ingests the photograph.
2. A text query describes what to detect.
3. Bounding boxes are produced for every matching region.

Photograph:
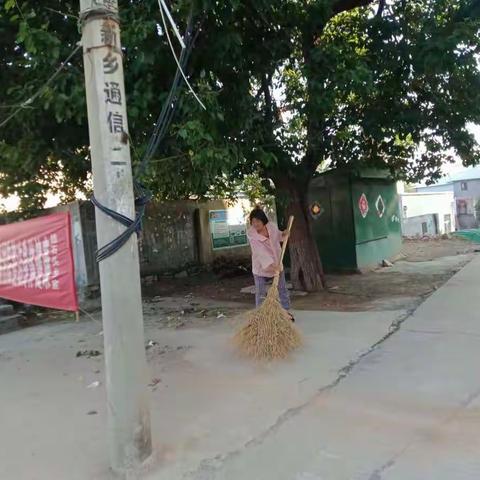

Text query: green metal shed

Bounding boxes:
[307,168,402,272]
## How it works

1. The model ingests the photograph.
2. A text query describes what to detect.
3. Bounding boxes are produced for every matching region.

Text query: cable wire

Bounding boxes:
[90,14,202,262]
[159,0,186,49]
[158,0,206,110]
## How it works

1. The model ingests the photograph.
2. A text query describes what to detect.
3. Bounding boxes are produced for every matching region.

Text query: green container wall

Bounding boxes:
[307,170,402,272]
[351,179,402,270]
[307,174,357,272]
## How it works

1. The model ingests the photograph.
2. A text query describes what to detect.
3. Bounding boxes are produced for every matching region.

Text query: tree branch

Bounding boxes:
[376,0,386,17]
[261,73,274,130]
[332,0,377,16]
[299,0,379,175]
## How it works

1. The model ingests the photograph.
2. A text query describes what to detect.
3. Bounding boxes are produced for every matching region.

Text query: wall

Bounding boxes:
[308,170,401,272]
[457,213,478,229]
[196,198,253,266]
[402,214,438,237]
[67,198,258,288]
[139,201,199,275]
[400,192,455,234]
[453,178,480,202]
[78,202,99,286]
[308,174,357,272]
[4,197,269,290]
[351,178,402,270]
[50,202,90,290]
[453,179,480,229]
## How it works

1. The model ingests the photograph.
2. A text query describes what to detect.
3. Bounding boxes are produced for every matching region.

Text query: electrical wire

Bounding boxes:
[135,14,198,177]
[0,43,82,129]
[158,1,206,110]
[3,7,202,262]
[91,14,202,263]
[159,0,186,49]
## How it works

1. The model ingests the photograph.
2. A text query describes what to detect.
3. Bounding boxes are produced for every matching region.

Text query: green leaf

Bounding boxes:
[5,0,16,12]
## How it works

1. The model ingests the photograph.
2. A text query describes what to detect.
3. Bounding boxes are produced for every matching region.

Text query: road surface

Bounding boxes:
[185,255,480,480]
[1,255,479,480]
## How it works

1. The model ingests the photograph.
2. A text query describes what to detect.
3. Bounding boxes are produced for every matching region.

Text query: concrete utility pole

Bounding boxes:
[79,0,152,474]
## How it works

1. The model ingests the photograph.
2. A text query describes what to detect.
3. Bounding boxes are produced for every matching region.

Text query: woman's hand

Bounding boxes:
[267,263,283,276]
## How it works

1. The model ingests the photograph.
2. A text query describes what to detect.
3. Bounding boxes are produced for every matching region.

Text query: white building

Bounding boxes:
[400,191,455,236]
[415,166,480,229]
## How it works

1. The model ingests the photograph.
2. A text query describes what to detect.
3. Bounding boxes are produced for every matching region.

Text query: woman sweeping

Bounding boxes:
[247,208,294,322]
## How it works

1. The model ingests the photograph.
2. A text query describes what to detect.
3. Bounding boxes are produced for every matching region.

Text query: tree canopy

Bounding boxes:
[2,0,480,289]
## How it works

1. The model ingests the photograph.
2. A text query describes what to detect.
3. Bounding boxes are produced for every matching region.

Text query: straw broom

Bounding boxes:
[234,216,302,360]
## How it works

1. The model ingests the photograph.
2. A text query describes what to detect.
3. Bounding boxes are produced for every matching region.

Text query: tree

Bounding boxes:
[0,1,87,210]
[2,1,480,290]
[159,0,480,290]
[0,0,186,208]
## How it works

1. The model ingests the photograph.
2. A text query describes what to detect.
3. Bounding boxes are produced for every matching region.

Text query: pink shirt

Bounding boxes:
[247,222,282,277]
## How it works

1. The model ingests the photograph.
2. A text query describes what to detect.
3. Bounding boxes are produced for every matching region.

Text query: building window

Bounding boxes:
[461,181,468,191]
[421,222,428,235]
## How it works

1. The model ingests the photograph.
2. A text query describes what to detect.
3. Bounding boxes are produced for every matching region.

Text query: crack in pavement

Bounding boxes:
[368,459,396,480]
[184,307,417,480]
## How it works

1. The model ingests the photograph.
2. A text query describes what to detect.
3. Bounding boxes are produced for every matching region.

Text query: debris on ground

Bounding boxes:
[87,410,98,415]
[240,285,256,294]
[382,259,393,267]
[86,381,100,389]
[212,256,250,279]
[292,290,308,297]
[76,350,101,358]
[148,378,161,387]
[145,343,192,361]
[146,340,159,350]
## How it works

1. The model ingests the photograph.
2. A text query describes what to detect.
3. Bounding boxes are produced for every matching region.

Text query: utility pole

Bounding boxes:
[79,1,152,475]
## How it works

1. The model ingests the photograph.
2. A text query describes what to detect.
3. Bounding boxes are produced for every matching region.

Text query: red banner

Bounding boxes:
[0,212,78,312]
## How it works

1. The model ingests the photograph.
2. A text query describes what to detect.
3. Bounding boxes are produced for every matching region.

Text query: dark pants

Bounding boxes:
[253,272,290,310]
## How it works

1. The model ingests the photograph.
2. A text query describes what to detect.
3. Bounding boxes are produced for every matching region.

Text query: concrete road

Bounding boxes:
[187,255,480,480]
[1,255,479,480]
[0,297,403,480]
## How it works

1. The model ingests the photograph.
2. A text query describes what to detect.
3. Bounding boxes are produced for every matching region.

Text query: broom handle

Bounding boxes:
[272,215,294,288]
[279,215,294,266]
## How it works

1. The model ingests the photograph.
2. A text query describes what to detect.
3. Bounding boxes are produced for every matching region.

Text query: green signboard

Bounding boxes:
[209,209,248,250]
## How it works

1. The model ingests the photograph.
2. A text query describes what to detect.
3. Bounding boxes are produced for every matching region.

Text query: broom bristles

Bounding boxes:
[233,283,303,360]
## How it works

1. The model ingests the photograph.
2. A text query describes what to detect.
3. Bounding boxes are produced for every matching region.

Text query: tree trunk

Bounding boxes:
[275,176,326,292]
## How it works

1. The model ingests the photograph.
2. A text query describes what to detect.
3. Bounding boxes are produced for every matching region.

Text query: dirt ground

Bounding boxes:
[296,237,478,312]
[24,237,478,329]
[400,236,477,261]
[140,237,479,314]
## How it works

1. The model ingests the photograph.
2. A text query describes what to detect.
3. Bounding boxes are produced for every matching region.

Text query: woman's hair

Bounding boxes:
[249,208,269,225]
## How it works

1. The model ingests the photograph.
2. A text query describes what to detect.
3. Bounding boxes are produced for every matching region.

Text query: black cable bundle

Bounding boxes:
[92,15,199,263]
